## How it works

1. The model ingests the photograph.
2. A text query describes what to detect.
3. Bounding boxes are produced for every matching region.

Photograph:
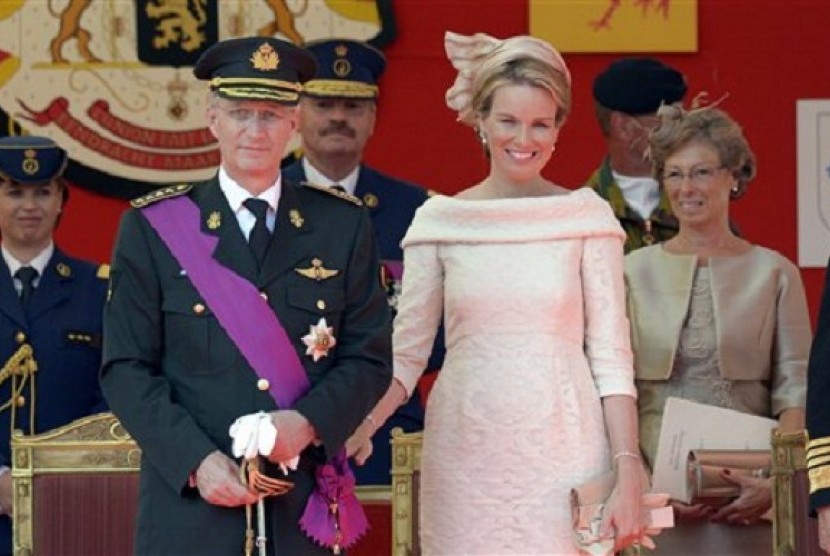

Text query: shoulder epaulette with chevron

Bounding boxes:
[302,181,363,206]
[130,183,193,208]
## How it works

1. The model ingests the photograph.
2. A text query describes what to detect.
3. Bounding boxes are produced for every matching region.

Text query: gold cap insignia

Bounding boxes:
[335,44,348,57]
[289,209,304,228]
[22,149,39,176]
[295,258,339,281]
[56,262,71,277]
[251,42,279,71]
[363,193,379,208]
[207,211,221,230]
[333,58,351,78]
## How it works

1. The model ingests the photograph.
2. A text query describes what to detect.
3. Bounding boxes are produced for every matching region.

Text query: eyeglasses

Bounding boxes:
[661,165,727,186]
[215,105,288,126]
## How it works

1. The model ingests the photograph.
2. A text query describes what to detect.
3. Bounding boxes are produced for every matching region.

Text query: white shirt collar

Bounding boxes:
[613,172,661,219]
[302,158,360,196]
[217,166,281,213]
[2,242,54,280]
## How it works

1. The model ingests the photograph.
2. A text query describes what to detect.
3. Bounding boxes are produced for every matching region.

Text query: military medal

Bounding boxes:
[301,318,336,361]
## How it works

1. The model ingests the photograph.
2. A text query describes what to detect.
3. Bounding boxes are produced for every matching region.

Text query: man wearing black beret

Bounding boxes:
[101,36,392,555]
[0,135,108,556]
[283,39,445,487]
[583,57,687,252]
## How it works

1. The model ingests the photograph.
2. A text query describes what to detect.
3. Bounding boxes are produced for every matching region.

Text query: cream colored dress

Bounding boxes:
[392,189,636,555]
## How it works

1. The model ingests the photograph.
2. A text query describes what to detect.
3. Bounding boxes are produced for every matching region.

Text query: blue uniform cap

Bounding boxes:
[593,58,687,115]
[193,36,317,106]
[302,39,386,100]
[0,135,68,185]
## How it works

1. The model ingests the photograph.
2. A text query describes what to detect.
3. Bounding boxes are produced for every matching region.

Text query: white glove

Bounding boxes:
[229,412,278,460]
[228,412,299,473]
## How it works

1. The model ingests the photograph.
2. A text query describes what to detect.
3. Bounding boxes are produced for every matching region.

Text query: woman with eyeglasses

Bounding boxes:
[623,104,810,553]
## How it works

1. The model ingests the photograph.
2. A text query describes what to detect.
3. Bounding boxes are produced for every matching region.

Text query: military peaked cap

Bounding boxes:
[193,37,317,105]
[302,39,386,99]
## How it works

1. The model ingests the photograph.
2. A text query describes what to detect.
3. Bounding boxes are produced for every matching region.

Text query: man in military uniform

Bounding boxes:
[0,136,107,556]
[807,255,830,552]
[101,37,392,555]
[583,58,687,252]
[283,39,444,485]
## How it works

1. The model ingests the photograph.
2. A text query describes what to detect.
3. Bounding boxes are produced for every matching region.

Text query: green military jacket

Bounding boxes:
[584,157,679,253]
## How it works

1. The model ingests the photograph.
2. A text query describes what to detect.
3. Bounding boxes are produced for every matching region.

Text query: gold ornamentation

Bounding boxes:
[335,44,348,57]
[130,183,192,208]
[333,58,351,78]
[56,263,71,277]
[810,465,830,493]
[22,150,39,176]
[363,193,379,208]
[207,211,221,230]
[251,42,279,71]
[289,209,304,228]
[295,258,339,281]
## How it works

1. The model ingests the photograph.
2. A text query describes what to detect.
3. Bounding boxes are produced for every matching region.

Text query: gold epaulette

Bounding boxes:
[130,183,193,208]
[96,263,110,280]
[302,181,362,206]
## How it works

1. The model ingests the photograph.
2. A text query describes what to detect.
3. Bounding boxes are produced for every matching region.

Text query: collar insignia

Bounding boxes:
[56,262,71,277]
[363,193,379,208]
[289,209,304,228]
[206,211,221,230]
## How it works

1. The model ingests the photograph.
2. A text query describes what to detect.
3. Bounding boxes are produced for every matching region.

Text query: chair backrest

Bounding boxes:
[771,428,822,556]
[390,427,423,556]
[11,412,140,556]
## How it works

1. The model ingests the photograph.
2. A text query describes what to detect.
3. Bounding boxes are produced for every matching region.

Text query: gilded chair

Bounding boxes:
[390,427,423,556]
[11,412,140,556]
[771,428,822,555]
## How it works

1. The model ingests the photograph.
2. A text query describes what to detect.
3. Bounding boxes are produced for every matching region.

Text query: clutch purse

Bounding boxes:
[570,468,674,555]
[686,449,771,502]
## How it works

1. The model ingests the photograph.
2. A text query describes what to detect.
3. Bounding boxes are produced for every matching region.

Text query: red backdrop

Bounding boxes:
[55,0,830,321]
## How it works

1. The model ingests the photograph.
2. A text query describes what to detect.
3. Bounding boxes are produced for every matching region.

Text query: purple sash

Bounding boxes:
[142,195,367,551]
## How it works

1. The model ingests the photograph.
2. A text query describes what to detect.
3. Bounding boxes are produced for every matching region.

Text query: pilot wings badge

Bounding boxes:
[295,258,339,281]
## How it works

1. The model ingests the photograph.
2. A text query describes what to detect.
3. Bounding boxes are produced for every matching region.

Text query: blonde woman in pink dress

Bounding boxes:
[347,32,649,555]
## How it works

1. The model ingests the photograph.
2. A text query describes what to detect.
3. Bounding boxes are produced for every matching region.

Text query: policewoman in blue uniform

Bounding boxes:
[283,39,445,486]
[0,136,107,556]
[101,37,392,555]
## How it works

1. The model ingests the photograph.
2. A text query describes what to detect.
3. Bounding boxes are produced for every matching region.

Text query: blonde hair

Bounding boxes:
[649,103,756,198]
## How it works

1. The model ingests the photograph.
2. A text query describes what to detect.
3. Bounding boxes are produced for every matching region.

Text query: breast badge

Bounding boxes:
[302,318,336,362]
[294,258,339,281]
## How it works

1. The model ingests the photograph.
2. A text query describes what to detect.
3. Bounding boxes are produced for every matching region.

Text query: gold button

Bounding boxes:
[15,395,25,407]
[15,331,26,344]
[260,292,268,301]
[316,300,326,310]
[257,379,270,391]
[193,303,205,315]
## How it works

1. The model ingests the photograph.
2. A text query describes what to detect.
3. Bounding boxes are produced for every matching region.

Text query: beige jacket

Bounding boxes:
[624,245,809,414]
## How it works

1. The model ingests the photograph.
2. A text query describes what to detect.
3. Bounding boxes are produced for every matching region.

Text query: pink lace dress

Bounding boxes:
[393,189,636,555]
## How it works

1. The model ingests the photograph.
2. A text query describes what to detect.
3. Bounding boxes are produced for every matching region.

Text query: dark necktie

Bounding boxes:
[243,198,271,268]
[15,266,38,309]
[330,184,346,193]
